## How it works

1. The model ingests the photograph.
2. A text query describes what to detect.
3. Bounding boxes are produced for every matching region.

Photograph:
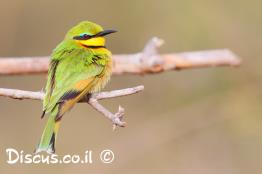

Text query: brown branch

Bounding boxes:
[0,37,241,75]
[0,37,241,128]
[0,85,144,128]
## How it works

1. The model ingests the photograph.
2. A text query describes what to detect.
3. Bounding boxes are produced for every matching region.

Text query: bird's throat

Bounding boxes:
[77,37,105,49]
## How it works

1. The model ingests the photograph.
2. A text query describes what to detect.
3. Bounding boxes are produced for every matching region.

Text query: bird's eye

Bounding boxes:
[73,33,91,40]
[80,33,90,39]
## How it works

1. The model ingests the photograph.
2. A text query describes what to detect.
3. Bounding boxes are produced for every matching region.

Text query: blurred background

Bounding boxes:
[0,0,262,173]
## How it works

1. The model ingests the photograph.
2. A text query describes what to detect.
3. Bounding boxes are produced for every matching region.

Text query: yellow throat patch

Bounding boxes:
[77,37,105,47]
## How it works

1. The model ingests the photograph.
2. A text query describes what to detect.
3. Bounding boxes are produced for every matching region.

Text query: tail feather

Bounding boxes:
[35,133,56,154]
[35,107,60,154]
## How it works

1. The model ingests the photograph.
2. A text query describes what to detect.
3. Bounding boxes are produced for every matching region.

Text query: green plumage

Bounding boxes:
[35,21,114,153]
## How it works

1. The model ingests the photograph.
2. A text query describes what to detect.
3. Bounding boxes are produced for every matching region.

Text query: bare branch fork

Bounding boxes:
[0,86,144,128]
[0,37,241,128]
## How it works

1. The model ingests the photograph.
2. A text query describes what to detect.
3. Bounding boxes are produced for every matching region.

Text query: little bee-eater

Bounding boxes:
[35,21,116,154]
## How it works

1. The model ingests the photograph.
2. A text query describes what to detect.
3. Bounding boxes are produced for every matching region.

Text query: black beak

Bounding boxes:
[95,29,117,37]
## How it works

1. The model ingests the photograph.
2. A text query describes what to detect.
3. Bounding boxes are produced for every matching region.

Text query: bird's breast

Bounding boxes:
[90,57,112,93]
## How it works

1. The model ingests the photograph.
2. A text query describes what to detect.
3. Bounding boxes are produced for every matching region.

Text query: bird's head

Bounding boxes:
[66,21,116,48]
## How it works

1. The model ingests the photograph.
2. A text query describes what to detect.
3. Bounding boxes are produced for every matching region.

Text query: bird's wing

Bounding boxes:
[42,49,106,119]
[42,60,59,115]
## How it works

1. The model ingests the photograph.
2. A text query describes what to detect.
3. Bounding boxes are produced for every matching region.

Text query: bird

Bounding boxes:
[35,21,116,154]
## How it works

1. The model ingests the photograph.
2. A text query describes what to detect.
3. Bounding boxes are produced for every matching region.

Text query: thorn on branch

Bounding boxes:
[113,106,125,130]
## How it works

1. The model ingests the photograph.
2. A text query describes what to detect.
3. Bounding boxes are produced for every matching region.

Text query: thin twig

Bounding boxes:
[0,85,144,128]
[0,37,241,75]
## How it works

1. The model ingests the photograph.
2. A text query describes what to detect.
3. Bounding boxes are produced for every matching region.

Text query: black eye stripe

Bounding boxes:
[73,29,116,40]
[73,34,91,40]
